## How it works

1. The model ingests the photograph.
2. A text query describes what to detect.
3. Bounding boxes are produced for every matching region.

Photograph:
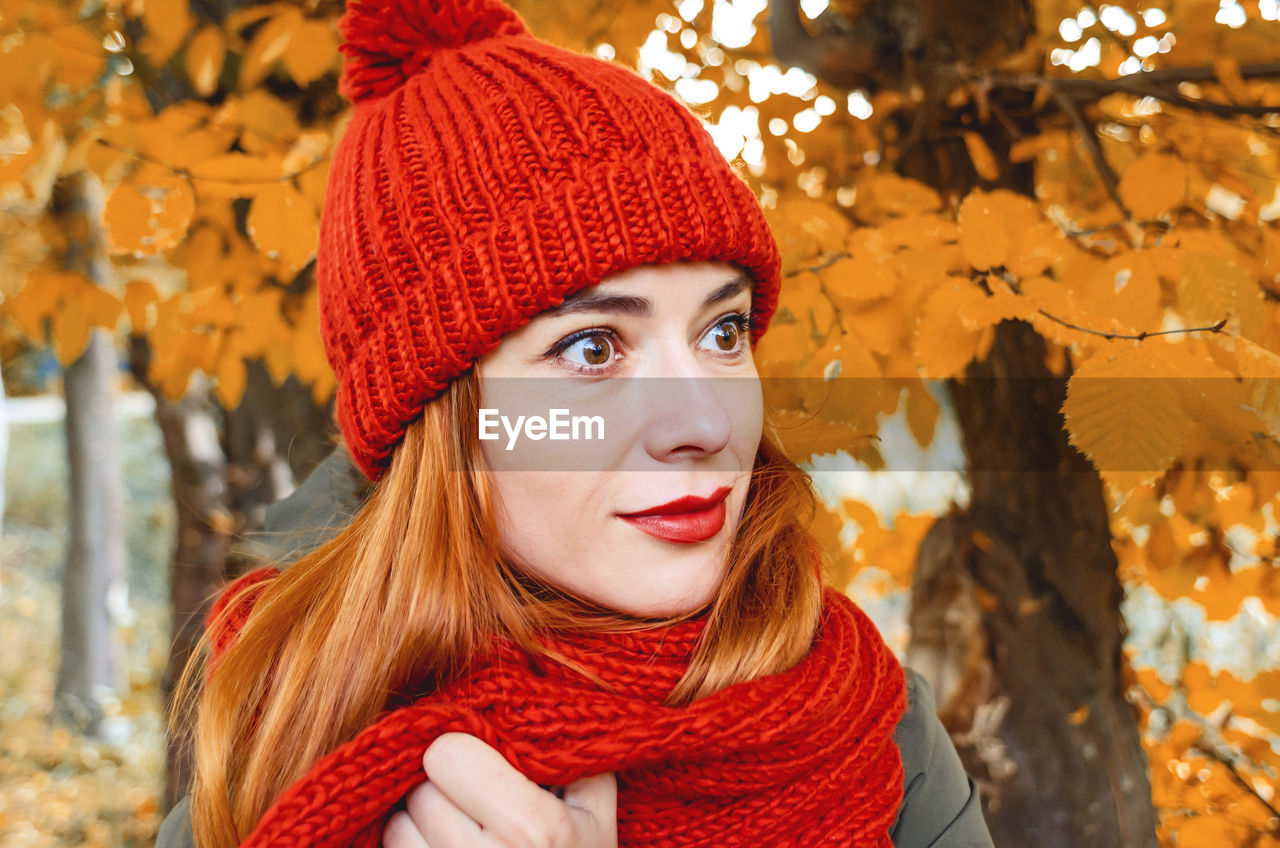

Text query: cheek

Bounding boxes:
[727,379,764,461]
[485,471,604,575]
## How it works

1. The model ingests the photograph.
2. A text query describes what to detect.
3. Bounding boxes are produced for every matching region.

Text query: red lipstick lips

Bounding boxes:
[617,486,732,544]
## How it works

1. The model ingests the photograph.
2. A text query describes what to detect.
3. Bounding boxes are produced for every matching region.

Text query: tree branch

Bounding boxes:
[1192,741,1280,825]
[1034,308,1226,340]
[788,255,1230,342]
[89,137,328,186]
[988,64,1280,117]
[1048,84,1133,220]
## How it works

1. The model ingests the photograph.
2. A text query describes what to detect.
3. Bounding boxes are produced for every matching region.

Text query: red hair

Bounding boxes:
[173,369,826,848]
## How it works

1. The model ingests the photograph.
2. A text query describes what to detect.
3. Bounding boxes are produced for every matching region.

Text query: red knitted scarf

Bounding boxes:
[210,569,907,847]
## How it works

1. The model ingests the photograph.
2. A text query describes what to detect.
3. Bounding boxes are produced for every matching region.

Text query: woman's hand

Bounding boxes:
[383,732,619,848]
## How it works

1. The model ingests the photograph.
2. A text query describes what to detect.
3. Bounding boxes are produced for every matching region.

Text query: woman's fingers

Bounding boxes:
[423,733,560,834]
[562,772,618,843]
[562,772,617,817]
[420,732,617,847]
[404,779,502,848]
[383,809,432,848]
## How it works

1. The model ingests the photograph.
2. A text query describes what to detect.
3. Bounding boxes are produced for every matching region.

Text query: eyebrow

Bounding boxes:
[547,272,752,318]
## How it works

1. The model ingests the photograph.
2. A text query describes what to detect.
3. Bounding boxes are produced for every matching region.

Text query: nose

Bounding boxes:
[637,350,733,462]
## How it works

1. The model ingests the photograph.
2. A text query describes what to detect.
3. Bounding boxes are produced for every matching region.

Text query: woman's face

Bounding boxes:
[476,261,763,617]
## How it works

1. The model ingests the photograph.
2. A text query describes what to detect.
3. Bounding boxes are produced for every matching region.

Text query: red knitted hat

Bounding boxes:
[317,0,783,482]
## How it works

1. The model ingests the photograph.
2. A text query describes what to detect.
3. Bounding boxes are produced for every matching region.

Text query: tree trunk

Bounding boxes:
[126,345,234,811]
[0,356,7,595]
[907,323,1156,847]
[55,325,127,737]
[51,173,128,739]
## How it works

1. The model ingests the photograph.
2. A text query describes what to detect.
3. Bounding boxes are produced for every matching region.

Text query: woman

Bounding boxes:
[157,0,993,845]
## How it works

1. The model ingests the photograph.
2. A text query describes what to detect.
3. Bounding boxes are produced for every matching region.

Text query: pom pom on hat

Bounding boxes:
[338,0,529,103]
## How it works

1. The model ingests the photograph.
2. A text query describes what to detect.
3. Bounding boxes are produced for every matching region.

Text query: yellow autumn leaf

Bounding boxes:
[879,214,958,251]
[958,191,1012,271]
[151,177,197,252]
[855,172,942,219]
[766,198,853,264]
[40,24,106,89]
[912,277,988,378]
[1063,253,1163,336]
[752,317,809,373]
[1118,153,1188,219]
[154,332,218,400]
[1156,337,1269,475]
[187,285,240,328]
[102,176,195,255]
[833,329,881,380]
[165,125,240,175]
[905,380,939,448]
[234,288,286,355]
[842,295,904,357]
[963,131,999,182]
[235,90,302,150]
[1176,249,1264,339]
[804,328,878,385]
[773,270,820,327]
[83,136,131,185]
[101,182,153,255]
[295,156,331,210]
[82,283,124,331]
[140,0,196,67]
[1006,216,1064,279]
[1235,338,1280,441]
[1063,343,1190,499]
[289,288,329,383]
[7,270,75,340]
[1008,129,1070,163]
[239,8,303,92]
[222,4,282,35]
[124,280,159,334]
[767,410,864,464]
[215,335,248,409]
[176,226,228,290]
[957,292,1035,331]
[189,153,288,199]
[825,253,896,303]
[310,368,337,405]
[51,304,93,367]
[185,25,226,98]
[262,333,294,384]
[282,19,339,87]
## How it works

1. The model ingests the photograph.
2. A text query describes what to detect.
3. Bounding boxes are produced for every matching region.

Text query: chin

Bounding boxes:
[612,593,712,619]
[626,560,724,618]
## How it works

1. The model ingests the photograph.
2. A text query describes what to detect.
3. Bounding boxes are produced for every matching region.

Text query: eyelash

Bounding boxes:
[545,312,754,375]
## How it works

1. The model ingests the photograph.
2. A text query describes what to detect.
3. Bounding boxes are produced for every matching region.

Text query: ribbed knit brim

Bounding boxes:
[317,30,782,481]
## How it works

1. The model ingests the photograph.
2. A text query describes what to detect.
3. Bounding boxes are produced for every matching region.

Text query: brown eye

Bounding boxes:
[558,333,615,368]
[715,321,739,350]
[582,335,612,365]
[702,318,741,352]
